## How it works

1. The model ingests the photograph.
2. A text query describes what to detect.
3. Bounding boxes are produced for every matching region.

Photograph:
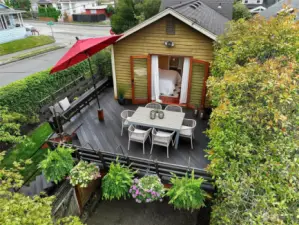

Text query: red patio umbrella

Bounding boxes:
[50,35,122,112]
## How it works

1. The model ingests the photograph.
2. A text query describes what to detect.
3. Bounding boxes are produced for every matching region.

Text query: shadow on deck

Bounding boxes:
[61,88,210,170]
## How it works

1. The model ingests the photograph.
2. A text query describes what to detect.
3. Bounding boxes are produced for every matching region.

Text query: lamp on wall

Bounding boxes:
[164,40,175,48]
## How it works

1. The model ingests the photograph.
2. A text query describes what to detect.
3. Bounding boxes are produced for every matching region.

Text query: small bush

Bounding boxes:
[130,175,164,203]
[102,161,135,200]
[39,145,74,183]
[69,161,100,188]
[167,171,206,211]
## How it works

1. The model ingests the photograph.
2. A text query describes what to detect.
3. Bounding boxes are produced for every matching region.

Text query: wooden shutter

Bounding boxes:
[130,56,149,104]
[188,59,210,109]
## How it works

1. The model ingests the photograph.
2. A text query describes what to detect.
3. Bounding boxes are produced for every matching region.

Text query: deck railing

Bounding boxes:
[47,140,215,192]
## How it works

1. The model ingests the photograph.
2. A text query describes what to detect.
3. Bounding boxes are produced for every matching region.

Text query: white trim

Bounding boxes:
[250,6,266,13]
[111,44,117,98]
[117,8,217,42]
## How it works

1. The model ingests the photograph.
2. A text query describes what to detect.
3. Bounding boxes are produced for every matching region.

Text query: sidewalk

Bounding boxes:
[0,43,65,66]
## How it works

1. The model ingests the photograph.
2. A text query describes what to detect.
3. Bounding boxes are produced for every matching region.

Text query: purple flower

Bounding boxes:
[151,191,156,195]
[129,189,132,193]
[156,193,160,197]
[136,189,139,195]
[136,199,141,203]
[134,178,139,183]
[132,185,136,190]
[159,198,163,202]
[146,198,151,203]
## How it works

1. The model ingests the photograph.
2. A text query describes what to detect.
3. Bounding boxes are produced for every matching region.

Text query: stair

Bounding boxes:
[19,173,54,196]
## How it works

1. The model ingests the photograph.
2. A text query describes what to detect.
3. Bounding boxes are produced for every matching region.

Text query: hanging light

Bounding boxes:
[218,3,222,9]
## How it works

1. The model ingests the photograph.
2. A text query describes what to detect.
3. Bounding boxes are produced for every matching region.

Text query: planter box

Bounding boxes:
[39,17,55,22]
[74,178,101,214]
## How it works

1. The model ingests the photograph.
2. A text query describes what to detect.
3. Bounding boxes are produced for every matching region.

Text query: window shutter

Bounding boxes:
[166,17,175,35]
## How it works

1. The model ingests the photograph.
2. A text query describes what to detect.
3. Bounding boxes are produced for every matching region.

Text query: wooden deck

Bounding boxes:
[61,88,210,170]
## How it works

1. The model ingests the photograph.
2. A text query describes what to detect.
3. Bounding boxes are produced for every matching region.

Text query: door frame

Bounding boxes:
[130,55,150,104]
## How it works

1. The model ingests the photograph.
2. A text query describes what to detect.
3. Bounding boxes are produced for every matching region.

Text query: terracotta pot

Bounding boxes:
[98,109,104,121]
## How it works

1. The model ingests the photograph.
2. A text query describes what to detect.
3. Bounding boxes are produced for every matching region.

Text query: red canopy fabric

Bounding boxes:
[50,35,122,74]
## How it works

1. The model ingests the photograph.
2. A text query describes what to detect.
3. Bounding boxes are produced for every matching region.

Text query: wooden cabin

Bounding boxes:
[111,1,232,109]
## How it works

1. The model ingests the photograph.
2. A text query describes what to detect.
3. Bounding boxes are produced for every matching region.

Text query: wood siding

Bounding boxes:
[114,15,214,102]
[132,57,148,103]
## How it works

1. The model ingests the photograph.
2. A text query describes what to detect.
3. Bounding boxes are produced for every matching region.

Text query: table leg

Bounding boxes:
[174,131,180,149]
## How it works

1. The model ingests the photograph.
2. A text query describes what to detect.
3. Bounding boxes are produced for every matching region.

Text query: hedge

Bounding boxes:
[0,51,111,118]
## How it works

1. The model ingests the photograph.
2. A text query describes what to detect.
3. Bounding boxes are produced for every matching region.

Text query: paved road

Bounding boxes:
[0,22,111,87]
[24,21,111,46]
[0,48,69,87]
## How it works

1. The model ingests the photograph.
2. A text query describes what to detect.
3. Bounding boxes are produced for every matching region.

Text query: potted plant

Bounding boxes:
[39,145,74,184]
[69,160,101,188]
[117,86,126,105]
[193,104,199,117]
[130,175,164,203]
[166,170,206,212]
[102,161,135,200]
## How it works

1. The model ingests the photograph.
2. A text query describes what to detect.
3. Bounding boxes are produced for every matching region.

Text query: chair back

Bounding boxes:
[152,128,175,144]
[182,119,197,131]
[165,105,183,112]
[121,110,135,120]
[129,125,152,140]
[145,103,162,110]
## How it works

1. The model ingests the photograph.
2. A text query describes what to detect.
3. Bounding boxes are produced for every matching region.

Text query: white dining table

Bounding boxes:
[127,107,185,149]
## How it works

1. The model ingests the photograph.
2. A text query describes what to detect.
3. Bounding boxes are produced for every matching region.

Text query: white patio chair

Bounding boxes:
[145,102,162,110]
[179,119,196,149]
[150,128,175,158]
[120,110,135,136]
[128,125,152,154]
[165,105,183,112]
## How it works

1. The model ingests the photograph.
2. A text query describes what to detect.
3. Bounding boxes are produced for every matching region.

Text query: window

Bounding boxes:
[257,0,260,3]
[244,0,248,3]
[57,3,61,9]
[90,9,97,14]
[166,17,175,35]
[73,9,76,13]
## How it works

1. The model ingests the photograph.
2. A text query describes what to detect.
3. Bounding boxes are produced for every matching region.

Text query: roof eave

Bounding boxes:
[116,8,217,43]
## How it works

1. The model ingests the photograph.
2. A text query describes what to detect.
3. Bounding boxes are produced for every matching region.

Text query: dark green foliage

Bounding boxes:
[0,51,111,118]
[102,161,135,200]
[111,0,161,34]
[167,171,206,211]
[106,4,115,14]
[10,0,31,11]
[233,1,252,21]
[38,7,61,21]
[39,145,74,184]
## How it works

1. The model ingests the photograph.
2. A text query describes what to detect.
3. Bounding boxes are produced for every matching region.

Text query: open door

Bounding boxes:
[187,59,210,109]
[130,56,149,104]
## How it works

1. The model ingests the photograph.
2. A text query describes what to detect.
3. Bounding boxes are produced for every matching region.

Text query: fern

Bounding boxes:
[102,161,135,200]
[39,145,74,184]
[167,170,206,211]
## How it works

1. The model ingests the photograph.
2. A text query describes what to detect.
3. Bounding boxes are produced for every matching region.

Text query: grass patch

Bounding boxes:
[0,35,55,56]
[1,122,53,181]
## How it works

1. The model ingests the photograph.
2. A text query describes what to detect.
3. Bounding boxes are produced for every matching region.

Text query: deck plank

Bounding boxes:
[63,88,210,169]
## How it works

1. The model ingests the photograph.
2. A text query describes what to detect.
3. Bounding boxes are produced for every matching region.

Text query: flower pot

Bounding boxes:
[118,98,125,105]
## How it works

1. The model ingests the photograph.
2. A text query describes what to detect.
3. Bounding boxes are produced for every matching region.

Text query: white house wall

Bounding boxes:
[0,27,26,44]
[59,1,96,15]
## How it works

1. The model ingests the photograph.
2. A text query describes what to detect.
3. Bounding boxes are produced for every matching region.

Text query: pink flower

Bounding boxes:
[132,194,136,198]
[129,189,132,193]
[136,190,139,195]
[132,185,137,190]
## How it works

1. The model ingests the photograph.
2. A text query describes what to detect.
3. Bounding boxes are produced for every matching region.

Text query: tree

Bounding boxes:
[10,0,31,11]
[111,0,161,34]
[233,1,251,20]
[207,14,299,224]
[0,152,83,225]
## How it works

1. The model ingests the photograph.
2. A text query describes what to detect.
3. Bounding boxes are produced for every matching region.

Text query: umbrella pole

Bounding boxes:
[87,56,104,121]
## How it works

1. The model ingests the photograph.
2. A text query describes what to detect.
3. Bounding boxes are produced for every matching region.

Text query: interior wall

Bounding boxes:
[158,55,169,70]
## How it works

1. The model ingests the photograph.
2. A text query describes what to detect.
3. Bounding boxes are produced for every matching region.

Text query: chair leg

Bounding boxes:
[167,145,169,158]
[128,140,130,150]
[143,142,145,154]
[121,125,123,136]
[190,137,193,149]
[150,142,153,154]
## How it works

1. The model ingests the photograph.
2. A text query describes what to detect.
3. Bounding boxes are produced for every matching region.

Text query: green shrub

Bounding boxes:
[39,145,74,184]
[69,161,100,188]
[38,7,61,21]
[166,171,206,211]
[102,161,135,200]
[0,50,111,118]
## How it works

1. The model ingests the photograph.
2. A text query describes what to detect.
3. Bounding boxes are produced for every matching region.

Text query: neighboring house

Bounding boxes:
[112,0,233,109]
[85,5,113,18]
[242,0,278,14]
[260,0,299,19]
[38,0,96,15]
[0,4,26,44]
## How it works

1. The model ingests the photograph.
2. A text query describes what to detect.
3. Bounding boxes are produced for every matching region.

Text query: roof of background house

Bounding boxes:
[244,0,277,10]
[260,0,299,19]
[169,0,230,35]
[160,0,234,19]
